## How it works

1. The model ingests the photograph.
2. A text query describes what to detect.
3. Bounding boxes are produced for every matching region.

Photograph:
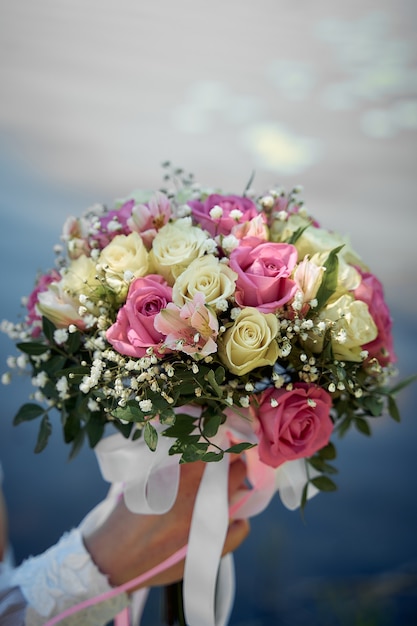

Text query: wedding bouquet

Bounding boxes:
[1,164,411,624]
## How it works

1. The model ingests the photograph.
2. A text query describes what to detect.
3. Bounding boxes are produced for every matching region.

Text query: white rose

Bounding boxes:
[98,232,149,299]
[149,220,210,285]
[218,307,279,375]
[270,213,310,243]
[296,225,364,269]
[306,294,378,362]
[172,254,237,310]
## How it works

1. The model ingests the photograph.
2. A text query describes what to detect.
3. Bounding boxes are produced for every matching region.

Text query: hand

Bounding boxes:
[83,456,250,589]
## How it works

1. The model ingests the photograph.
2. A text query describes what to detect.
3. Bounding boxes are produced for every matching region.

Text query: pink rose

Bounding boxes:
[253,383,333,468]
[354,269,396,366]
[188,194,259,237]
[229,242,298,312]
[106,275,172,357]
[27,270,61,336]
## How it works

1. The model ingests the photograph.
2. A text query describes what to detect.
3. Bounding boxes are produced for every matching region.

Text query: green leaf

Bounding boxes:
[201,451,224,462]
[361,395,384,417]
[158,409,176,425]
[214,366,226,385]
[202,413,223,438]
[63,410,81,444]
[300,482,309,517]
[111,404,146,423]
[162,414,196,438]
[132,429,142,441]
[43,355,68,375]
[86,413,106,448]
[287,223,311,245]
[205,369,223,397]
[42,316,57,343]
[113,420,134,439]
[56,365,91,378]
[180,443,209,463]
[225,442,256,454]
[41,380,61,402]
[388,373,417,395]
[314,245,344,310]
[13,403,45,425]
[308,457,338,474]
[144,422,158,452]
[388,395,401,422]
[34,415,52,453]
[16,342,50,356]
[320,330,334,363]
[336,417,352,437]
[68,430,86,460]
[311,475,338,492]
[319,442,336,460]
[67,331,81,354]
[354,417,371,436]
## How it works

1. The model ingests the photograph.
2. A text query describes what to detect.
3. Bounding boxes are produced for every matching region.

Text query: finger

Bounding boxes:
[222,519,250,555]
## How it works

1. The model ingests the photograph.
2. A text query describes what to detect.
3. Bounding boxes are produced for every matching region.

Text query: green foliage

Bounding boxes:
[314,245,344,311]
[287,223,311,245]
[225,442,256,454]
[13,403,45,424]
[16,341,49,356]
[387,395,401,422]
[34,415,52,453]
[144,422,158,452]
[311,475,338,492]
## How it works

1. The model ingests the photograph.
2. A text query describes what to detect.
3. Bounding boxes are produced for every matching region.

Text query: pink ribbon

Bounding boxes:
[44,414,318,625]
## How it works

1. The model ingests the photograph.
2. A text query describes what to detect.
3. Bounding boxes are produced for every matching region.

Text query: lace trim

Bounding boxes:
[11,528,129,626]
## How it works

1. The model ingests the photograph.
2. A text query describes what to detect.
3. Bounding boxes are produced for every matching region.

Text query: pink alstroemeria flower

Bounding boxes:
[127,192,172,248]
[154,293,219,357]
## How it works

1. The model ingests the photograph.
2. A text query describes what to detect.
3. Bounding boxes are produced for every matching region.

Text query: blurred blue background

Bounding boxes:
[1,2,417,624]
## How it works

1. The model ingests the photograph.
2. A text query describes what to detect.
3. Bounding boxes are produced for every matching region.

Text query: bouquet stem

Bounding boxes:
[164,581,186,625]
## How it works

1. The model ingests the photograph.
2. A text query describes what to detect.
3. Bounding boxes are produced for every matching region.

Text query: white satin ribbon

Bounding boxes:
[94,425,180,514]
[275,458,320,510]
[183,447,232,626]
[93,427,235,626]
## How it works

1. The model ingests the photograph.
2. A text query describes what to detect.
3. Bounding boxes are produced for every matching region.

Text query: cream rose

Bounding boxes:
[270,212,311,243]
[218,307,279,375]
[296,225,364,269]
[149,220,210,285]
[306,294,378,362]
[37,255,101,328]
[98,231,149,300]
[271,214,365,269]
[172,254,237,310]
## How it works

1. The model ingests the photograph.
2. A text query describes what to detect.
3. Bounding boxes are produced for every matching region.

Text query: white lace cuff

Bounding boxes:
[10,528,130,626]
